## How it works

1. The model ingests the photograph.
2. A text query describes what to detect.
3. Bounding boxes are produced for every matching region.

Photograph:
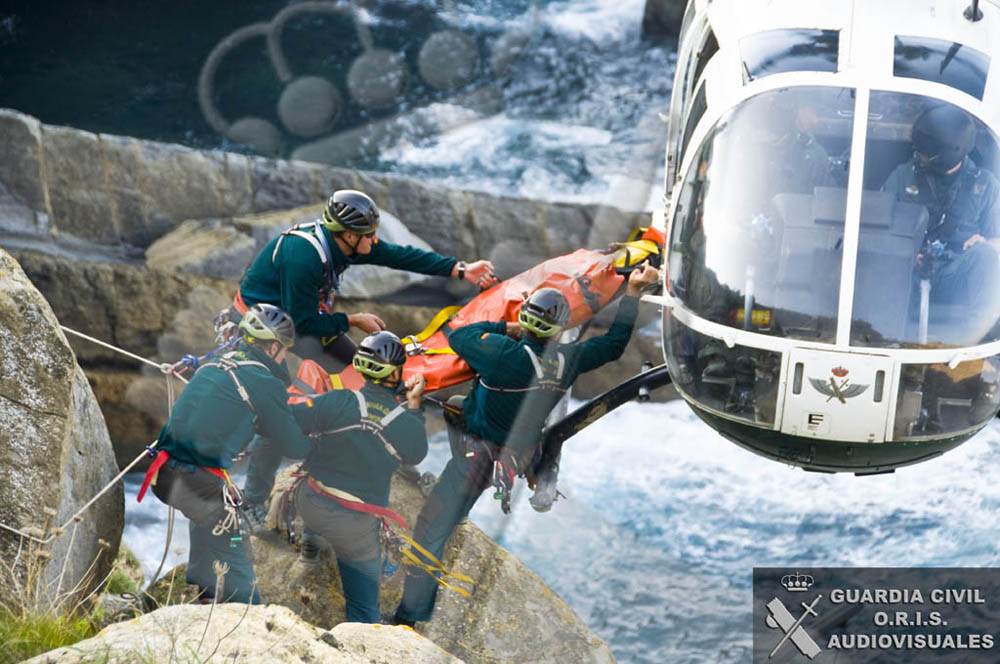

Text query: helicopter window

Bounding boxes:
[664,312,782,426]
[667,86,855,344]
[692,28,719,90]
[740,29,839,84]
[852,92,1000,349]
[893,36,990,101]
[680,82,707,158]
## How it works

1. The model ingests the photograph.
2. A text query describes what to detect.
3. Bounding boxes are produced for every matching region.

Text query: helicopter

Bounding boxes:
[536,0,1000,476]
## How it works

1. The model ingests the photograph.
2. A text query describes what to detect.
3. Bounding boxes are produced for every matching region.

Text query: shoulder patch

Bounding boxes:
[974,183,986,196]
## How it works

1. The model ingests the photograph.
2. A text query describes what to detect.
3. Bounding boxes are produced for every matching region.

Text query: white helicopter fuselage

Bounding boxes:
[651,0,1000,472]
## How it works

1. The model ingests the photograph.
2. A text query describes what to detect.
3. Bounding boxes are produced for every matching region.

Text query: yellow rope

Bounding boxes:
[397,533,475,598]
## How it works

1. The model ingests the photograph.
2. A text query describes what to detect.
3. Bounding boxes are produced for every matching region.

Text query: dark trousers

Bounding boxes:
[395,435,493,623]
[294,481,382,623]
[151,461,260,604]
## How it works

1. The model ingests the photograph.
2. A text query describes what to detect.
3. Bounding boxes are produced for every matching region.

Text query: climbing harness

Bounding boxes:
[478,346,568,394]
[309,391,412,462]
[272,220,340,303]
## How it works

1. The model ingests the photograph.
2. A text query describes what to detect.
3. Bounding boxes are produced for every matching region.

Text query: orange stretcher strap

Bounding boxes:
[306,476,407,529]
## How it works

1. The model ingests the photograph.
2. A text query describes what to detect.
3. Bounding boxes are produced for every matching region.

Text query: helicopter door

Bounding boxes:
[780,348,894,443]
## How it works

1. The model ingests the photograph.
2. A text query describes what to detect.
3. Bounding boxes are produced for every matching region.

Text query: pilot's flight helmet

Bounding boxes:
[353,331,406,380]
[239,304,296,347]
[911,106,977,174]
[519,288,571,338]
[322,189,381,234]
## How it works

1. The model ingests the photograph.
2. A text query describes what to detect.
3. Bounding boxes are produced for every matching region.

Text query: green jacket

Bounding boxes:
[157,344,312,469]
[293,381,427,506]
[451,295,641,453]
[240,222,457,341]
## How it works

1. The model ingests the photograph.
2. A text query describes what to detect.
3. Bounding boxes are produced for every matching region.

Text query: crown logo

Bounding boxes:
[831,366,849,378]
[781,573,815,592]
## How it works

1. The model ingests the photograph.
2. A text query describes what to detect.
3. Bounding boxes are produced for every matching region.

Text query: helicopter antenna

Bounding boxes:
[964,0,983,22]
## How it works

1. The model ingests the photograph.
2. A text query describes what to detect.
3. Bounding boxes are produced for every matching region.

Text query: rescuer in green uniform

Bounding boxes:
[141,304,312,604]
[235,189,498,369]
[290,331,428,623]
[391,263,659,627]
[236,189,496,528]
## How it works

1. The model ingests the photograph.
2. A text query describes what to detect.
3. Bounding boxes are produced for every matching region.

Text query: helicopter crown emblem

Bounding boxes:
[831,366,849,378]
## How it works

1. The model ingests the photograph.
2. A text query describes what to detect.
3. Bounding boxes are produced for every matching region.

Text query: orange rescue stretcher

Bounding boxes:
[289,227,664,395]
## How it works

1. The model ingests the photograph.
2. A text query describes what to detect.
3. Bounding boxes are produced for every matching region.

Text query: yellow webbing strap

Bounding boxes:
[398,533,475,598]
[329,373,344,390]
[402,305,463,349]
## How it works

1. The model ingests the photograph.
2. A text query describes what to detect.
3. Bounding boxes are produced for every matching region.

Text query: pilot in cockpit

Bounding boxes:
[743,102,834,212]
[881,105,1000,338]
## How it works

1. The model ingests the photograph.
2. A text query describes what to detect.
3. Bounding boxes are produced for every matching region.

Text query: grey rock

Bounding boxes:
[0,249,123,608]
[145,219,256,282]
[0,110,47,215]
[246,468,615,664]
[22,604,464,664]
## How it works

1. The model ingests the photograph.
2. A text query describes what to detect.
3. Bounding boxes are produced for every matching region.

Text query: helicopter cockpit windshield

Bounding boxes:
[668,86,855,345]
[665,85,1000,436]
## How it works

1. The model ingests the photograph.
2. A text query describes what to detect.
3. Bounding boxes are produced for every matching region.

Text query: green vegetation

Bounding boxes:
[0,606,98,664]
[0,523,147,663]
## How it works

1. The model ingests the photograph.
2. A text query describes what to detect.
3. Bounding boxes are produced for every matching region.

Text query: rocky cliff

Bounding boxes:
[0,249,123,608]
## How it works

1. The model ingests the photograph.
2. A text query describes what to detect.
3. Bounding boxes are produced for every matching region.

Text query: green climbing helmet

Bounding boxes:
[322,189,381,234]
[353,331,406,380]
[239,304,296,347]
[518,287,570,338]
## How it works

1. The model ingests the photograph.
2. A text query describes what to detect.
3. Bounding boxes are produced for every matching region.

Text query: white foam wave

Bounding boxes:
[540,0,648,43]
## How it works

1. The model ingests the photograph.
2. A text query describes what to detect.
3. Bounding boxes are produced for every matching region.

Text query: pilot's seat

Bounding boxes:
[771,187,928,345]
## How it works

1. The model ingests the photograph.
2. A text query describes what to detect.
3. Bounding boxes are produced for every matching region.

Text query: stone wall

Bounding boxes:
[0,108,647,263]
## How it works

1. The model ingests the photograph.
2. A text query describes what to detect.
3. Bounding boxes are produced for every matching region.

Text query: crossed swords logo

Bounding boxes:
[765,594,823,659]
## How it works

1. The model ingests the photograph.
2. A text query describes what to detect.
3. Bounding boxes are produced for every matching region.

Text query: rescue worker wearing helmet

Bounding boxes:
[236,189,498,369]
[288,331,427,623]
[236,189,495,531]
[140,304,312,604]
[391,264,659,627]
[883,105,1000,340]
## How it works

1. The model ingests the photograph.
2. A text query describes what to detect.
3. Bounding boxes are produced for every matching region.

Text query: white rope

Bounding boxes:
[59,325,189,384]
[1,325,190,544]
[0,440,157,545]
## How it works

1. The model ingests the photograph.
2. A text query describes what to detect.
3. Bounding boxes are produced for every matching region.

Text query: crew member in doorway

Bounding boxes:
[390,263,659,627]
